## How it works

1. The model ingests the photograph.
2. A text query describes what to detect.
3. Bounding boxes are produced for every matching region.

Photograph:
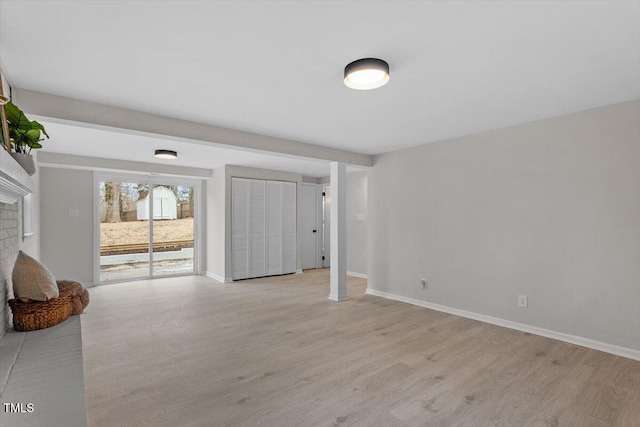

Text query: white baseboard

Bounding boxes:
[296,269,304,274]
[205,271,232,283]
[83,282,97,288]
[347,271,368,279]
[365,288,640,361]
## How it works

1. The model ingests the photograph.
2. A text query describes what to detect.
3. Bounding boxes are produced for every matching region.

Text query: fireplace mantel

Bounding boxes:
[0,148,34,204]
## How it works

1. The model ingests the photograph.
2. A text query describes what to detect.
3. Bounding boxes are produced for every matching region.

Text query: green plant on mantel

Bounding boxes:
[4,101,48,153]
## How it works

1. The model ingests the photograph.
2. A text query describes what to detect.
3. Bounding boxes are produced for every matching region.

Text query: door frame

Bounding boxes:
[93,172,203,285]
[322,185,330,268]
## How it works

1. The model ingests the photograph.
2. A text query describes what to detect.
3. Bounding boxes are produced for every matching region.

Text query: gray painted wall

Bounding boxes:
[37,163,308,285]
[347,171,368,276]
[205,167,227,280]
[40,167,94,284]
[317,171,369,276]
[368,100,640,351]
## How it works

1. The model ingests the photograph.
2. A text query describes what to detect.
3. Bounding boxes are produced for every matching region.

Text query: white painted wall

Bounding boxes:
[368,100,640,352]
[19,152,41,258]
[40,167,94,285]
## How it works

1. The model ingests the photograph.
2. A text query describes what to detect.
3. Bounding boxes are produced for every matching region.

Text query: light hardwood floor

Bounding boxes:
[82,269,640,427]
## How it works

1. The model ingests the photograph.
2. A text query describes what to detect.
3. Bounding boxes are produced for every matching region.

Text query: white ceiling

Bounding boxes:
[1,1,639,157]
[36,121,344,178]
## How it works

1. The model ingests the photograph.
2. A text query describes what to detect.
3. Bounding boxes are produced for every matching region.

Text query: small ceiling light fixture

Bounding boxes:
[155,149,178,160]
[344,58,390,90]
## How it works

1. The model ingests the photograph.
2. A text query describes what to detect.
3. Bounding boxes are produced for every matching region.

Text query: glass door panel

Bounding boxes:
[100,181,150,282]
[151,184,195,276]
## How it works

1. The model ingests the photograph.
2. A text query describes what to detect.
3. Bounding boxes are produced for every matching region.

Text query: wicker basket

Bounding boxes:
[8,297,72,332]
[57,280,90,315]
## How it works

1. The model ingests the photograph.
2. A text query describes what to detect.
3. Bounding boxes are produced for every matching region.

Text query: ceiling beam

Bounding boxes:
[37,152,212,178]
[13,89,373,167]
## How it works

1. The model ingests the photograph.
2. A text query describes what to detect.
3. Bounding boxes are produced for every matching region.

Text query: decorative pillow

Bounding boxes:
[12,251,59,302]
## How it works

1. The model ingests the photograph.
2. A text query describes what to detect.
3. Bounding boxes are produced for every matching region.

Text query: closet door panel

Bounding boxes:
[231,178,250,280]
[281,182,297,274]
[249,179,266,278]
[266,181,283,275]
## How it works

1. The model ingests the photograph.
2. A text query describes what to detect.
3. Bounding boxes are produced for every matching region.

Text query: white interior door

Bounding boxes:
[323,186,330,267]
[301,183,318,269]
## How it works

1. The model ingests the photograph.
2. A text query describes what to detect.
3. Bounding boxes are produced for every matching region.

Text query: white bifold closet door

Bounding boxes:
[250,179,267,278]
[266,181,283,276]
[232,178,297,280]
[281,182,297,274]
[232,178,251,280]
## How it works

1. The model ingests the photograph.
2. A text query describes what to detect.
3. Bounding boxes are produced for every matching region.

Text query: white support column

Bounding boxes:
[329,162,348,301]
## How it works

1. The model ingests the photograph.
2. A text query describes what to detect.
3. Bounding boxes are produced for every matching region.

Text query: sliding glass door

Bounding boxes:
[99,180,150,282]
[151,184,195,276]
[97,175,199,284]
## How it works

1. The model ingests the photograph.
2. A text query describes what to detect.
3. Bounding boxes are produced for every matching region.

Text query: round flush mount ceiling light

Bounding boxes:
[344,58,390,90]
[155,149,177,160]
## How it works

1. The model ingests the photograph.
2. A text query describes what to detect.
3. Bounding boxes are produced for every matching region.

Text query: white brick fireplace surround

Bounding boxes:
[0,151,87,426]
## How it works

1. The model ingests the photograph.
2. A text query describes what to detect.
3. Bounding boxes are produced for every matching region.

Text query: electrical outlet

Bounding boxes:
[420,279,427,289]
[518,295,528,308]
